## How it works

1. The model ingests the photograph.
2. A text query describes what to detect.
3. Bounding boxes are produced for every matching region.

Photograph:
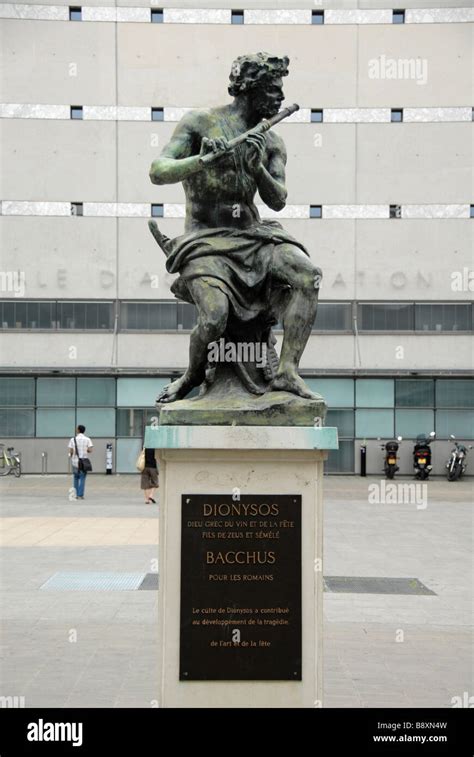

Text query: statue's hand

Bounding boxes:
[242,132,266,176]
[199,137,229,158]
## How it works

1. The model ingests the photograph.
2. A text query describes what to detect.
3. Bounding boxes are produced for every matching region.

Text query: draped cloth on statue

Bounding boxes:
[165,220,309,323]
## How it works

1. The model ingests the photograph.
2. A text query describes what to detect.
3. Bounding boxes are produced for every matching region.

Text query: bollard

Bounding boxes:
[360,443,367,477]
[106,443,113,475]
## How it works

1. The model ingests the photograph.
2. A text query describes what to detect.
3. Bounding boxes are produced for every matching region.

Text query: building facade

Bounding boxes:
[0,0,473,473]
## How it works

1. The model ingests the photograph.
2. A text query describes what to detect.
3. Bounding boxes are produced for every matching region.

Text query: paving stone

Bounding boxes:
[1,475,472,708]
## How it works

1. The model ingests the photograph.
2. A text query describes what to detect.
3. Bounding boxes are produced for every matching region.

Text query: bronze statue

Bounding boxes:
[149,53,322,408]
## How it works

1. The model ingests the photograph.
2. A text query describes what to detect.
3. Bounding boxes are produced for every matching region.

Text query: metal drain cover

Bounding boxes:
[324,576,436,596]
[40,572,146,591]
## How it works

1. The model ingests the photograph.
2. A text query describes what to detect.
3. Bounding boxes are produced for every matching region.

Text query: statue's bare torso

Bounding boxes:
[159,105,287,232]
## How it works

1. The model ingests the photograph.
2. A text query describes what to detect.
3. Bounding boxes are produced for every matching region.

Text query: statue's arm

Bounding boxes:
[254,135,288,212]
[149,113,202,185]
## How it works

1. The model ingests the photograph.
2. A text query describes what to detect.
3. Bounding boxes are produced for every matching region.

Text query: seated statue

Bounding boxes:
[149,52,322,408]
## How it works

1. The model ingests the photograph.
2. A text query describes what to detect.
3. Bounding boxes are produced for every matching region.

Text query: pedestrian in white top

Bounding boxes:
[68,425,93,499]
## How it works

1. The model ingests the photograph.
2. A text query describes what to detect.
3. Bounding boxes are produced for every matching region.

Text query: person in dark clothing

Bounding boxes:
[141,448,158,504]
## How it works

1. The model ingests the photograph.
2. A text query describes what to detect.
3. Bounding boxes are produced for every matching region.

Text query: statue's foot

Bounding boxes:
[156,374,196,404]
[270,370,317,400]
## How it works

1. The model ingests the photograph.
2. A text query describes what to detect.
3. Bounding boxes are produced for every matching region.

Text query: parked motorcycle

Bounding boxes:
[446,435,472,481]
[381,436,402,479]
[413,432,436,480]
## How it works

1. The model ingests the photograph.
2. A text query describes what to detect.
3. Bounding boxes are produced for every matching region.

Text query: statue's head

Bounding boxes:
[228,52,289,118]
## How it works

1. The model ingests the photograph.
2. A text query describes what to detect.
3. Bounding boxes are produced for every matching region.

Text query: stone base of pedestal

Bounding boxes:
[145,425,338,708]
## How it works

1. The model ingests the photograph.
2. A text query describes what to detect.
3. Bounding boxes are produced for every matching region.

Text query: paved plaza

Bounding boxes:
[0,474,472,708]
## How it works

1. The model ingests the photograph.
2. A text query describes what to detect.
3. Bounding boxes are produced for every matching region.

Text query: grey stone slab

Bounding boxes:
[138,573,159,590]
[325,576,436,595]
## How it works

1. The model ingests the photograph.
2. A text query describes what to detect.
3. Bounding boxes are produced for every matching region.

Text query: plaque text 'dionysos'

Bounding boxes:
[180,494,302,680]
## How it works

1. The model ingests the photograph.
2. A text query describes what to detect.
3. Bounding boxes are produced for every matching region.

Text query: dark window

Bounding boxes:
[415,303,472,332]
[312,10,325,24]
[57,302,114,330]
[0,378,35,406]
[14,302,27,328]
[151,107,164,122]
[0,301,15,329]
[231,9,244,24]
[314,303,352,331]
[0,301,56,329]
[37,302,57,329]
[325,409,354,438]
[395,379,434,407]
[392,9,405,24]
[77,378,115,406]
[70,106,83,120]
[390,204,401,219]
[151,204,164,218]
[0,409,34,437]
[121,302,178,330]
[151,8,163,23]
[325,440,354,473]
[436,379,474,408]
[71,202,83,216]
[178,303,197,330]
[310,205,322,219]
[117,408,145,437]
[470,204,474,218]
[358,303,414,331]
[391,108,403,122]
[69,6,82,21]
[311,109,323,123]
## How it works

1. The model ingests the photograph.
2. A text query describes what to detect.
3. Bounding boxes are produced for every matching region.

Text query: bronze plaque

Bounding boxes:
[180,494,301,680]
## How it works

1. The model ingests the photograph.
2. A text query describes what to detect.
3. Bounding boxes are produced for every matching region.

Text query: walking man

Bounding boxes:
[68,424,93,500]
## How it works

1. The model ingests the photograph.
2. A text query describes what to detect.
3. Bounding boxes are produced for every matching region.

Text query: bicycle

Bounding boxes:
[0,445,22,477]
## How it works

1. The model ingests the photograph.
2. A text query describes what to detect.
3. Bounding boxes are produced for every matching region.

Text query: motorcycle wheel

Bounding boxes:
[419,469,428,481]
[386,468,395,480]
[452,465,462,481]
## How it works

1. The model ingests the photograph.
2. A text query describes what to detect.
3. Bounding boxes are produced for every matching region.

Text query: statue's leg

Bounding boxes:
[157,279,229,403]
[269,244,321,399]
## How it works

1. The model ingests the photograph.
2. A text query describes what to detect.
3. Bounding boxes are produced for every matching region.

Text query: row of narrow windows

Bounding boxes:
[1,301,473,333]
[68,203,474,219]
[68,106,474,122]
[68,8,409,24]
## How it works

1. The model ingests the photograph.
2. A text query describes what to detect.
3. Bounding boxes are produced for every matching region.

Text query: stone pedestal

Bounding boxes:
[144,424,338,708]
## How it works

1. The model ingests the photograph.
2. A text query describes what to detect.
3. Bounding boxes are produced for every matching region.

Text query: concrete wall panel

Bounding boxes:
[0,217,118,298]
[1,120,117,200]
[117,24,358,107]
[0,334,116,367]
[1,20,116,104]
[356,124,473,203]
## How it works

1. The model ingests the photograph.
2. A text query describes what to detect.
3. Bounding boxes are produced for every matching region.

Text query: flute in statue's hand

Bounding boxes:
[198,103,299,168]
